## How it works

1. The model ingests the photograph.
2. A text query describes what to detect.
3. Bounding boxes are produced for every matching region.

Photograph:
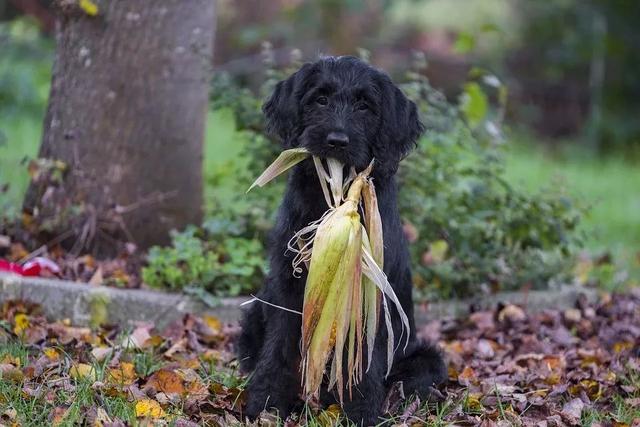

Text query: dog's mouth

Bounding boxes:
[298,126,373,171]
[315,152,349,167]
[317,157,351,176]
[302,142,369,171]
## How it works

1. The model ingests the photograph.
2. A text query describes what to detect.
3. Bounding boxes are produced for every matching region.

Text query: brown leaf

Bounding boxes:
[476,339,496,359]
[458,366,477,386]
[560,398,584,426]
[498,304,526,323]
[124,325,152,349]
[84,406,112,427]
[469,311,496,331]
[401,396,420,421]
[145,369,185,395]
[625,398,640,407]
[107,362,137,385]
[50,406,70,426]
[0,364,24,382]
[382,381,405,415]
[91,346,113,362]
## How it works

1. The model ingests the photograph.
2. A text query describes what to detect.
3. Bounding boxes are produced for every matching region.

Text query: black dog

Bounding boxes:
[238,56,446,425]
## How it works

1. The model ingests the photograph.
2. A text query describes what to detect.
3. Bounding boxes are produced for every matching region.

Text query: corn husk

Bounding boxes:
[249,149,410,403]
[247,147,310,192]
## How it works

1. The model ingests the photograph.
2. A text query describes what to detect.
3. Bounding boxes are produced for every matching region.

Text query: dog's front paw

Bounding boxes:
[243,378,296,421]
[243,393,268,421]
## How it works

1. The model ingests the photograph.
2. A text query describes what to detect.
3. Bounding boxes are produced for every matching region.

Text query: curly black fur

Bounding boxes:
[238,56,446,426]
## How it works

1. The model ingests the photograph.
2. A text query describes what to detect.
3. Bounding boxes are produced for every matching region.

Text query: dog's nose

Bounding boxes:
[326,132,349,148]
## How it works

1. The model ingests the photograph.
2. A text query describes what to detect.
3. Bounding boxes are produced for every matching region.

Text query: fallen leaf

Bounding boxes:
[458,366,477,386]
[465,393,483,411]
[85,406,112,426]
[50,406,70,426]
[498,304,526,323]
[563,308,582,324]
[91,346,113,362]
[70,363,96,381]
[43,347,60,361]
[13,313,29,334]
[0,364,24,382]
[560,398,584,426]
[146,369,185,395]
[203,315,222,334]
[135,398,165,418]
[613,341,634,353]
[124,325,152,349]
[108,362,137,385]
[476,339,495,359]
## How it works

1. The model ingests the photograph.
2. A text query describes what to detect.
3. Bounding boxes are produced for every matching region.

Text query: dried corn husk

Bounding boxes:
[249,149,409,403]
[247,147,310,192]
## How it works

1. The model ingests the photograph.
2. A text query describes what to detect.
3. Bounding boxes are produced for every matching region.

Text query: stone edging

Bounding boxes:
[0,272,597,328]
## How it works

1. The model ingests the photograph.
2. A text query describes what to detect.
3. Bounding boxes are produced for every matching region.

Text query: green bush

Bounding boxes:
[147,49,582,300]
[142,226,265,300]
[399,124,581,298]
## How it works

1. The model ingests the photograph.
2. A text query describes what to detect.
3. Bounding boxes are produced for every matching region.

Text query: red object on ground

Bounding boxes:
[0,257,60,277]
[0,259,25,275]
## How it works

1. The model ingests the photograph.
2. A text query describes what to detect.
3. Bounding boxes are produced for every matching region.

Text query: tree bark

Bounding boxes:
[24,0,215,255]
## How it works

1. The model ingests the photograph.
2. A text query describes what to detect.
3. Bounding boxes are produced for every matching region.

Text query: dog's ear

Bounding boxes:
[374,78,425,176]
[263,63,314,146]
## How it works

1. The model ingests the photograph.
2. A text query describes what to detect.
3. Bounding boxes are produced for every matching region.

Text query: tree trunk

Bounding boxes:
[24,0,215,255]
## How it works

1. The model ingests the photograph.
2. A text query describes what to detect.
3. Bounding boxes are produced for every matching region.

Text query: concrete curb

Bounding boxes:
[0,273,247,328]
[413,285,598,325]
[0,273,597,328]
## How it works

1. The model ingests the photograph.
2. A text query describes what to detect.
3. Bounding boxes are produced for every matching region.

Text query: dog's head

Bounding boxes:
[263,56,424,177]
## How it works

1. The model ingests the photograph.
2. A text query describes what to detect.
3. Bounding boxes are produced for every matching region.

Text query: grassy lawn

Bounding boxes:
[502,140,640,256]
[0,115,42,217]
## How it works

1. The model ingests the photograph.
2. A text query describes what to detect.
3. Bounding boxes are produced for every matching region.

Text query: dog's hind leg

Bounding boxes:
[238,302,265,373]
[386,341,447,399]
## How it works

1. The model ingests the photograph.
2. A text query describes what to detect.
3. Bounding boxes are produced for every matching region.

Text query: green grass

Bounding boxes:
[502,141,640,255]
[0,114,42,217]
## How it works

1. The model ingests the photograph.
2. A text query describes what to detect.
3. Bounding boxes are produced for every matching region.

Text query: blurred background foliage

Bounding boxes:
[0,0,638,300]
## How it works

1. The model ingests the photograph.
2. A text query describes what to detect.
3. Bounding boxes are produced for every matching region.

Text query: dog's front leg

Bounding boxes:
[339,359,386,426]
[243,304,302,421]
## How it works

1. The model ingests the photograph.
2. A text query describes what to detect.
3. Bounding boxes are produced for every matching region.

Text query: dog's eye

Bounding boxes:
[316,96,328,106]
[356,102,369,111]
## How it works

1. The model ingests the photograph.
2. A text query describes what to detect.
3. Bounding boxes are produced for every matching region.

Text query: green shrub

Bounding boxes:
[147,49,583,300]
[142,226,265,300]
[399,123,581,298]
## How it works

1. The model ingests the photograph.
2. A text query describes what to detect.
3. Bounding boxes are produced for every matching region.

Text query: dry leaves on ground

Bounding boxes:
[0,289,639,426]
